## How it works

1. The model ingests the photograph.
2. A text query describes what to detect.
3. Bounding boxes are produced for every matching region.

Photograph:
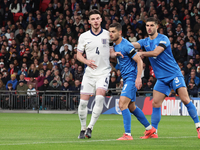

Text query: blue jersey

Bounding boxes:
[138,33,182,82]
[114,38,137,80]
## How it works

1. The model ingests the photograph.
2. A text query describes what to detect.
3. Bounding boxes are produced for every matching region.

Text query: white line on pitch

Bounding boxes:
[0,136,197,146]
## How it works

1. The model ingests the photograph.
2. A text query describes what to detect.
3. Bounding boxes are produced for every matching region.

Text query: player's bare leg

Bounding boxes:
[129,102,156,139]
[177,87,200,139]
[78,94,90,139]
[117,96,133,140]
[86,89,106,138]
[150,90,166,138]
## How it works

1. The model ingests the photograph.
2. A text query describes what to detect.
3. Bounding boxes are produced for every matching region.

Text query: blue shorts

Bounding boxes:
[154,76,186,96]
[121,79,137,102]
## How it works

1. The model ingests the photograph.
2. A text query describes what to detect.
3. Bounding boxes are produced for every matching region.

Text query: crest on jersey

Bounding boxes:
[102,39,107,47]
[102,39,107,44]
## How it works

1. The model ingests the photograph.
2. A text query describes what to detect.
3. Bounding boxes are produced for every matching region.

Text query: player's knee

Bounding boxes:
[95,95,104,107]
[182,98,190,105]
[152,100,162,108]
[79,99,88,109]
[118,103,128,111]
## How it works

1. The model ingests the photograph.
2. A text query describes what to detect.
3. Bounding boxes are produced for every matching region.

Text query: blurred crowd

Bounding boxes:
[0,0,200,97]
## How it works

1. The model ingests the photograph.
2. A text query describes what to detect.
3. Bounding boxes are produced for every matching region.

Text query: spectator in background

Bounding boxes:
[143,80,154,96]
[116,69,121,83]
[6,74,18,90]
[37,70,46,88]
[17,67,28,77]
[187,71,200,87]
[5,83,13,109]
[70,79,81,110]
[186,36,196,61]
[47,79,62,108]
[0,62,5,72]
[61,67,73,82]
[74,65,84,82]
[62,81,71,91]
[0,80,6,90]
[26,24,34,39]
[27,64,39,77]
[49,75,62,87]
[116,78,123,94]
[20,0,31,18]
[108,71,117,95]
[9,0,20,14]
[65,75,74,87]
[44,69,53,82]
[27,84,37,110]
[38,78,49,91]
[38,78,49,108]
[1,70,10,85]
[187,82,198,97]
[59,57,66,71]
[41,63,48,75]
[183,62,193,76]
[38,56,53,70]
[3,7,13,23]
[16,81,28,95]
[18,74,27,84]
[27,75,38,90]
[8,62,15,75]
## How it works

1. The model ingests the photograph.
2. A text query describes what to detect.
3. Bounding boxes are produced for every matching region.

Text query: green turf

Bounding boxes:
[0,113,199,150]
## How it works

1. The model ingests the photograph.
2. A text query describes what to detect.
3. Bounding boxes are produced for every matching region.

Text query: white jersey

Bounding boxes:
[77,28,111,76]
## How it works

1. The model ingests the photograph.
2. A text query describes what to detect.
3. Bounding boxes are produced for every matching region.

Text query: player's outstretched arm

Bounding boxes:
[132,53,143,90]
[131,42,141,49]
[77,51,97,69]
[110,48,124,58]
[138,46,165,57]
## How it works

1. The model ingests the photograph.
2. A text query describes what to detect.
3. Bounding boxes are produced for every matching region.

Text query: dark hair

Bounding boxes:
[109,22,122,31]
[7,83,13,87]
[88,9,101,18]
[146,17,158,25]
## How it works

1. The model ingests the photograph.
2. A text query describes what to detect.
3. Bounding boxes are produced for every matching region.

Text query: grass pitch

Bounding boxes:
[0,113,199,150]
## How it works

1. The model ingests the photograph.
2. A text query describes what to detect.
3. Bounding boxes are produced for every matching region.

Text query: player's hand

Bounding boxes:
[135,77,142,90]
[115,52,124,58]
[137,52,142,57]
[86,60,97,70]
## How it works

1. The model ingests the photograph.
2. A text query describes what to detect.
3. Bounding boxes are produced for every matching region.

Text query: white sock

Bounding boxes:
[145,125,152,130]
[125,133,131,136]
[195,122,200,129]
[87,95,104,130]
[78,99,88,131]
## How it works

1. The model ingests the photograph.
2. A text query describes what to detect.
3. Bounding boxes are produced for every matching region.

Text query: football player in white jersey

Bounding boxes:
[77,9,122,139]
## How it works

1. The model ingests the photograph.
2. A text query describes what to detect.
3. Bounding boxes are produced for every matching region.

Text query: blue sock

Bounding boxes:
[132,107,150,128]
[122,108,131,133]
[185,101,200,123]
[151,107,161,129]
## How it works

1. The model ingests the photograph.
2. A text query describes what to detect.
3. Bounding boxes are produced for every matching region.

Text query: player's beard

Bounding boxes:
[112,36,119,42]
[92,24,101,32]
[148,29,156,36]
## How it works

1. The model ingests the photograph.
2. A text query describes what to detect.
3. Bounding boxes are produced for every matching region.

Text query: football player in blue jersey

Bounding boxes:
[109,22,156,140]
[132,17,200,139]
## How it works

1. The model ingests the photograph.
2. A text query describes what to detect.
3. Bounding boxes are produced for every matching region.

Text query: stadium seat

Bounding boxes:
[13,13,24,23]
[24,77,38,81]
[39,0,50,13]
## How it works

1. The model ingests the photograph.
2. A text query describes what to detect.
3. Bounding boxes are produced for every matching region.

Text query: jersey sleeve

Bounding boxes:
[77,34,85,53]
[137,39,145,48]
[124,43,137,59]
[158,36,170,50]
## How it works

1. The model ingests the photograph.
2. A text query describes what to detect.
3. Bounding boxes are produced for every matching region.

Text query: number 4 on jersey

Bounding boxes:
[96,47,100,55]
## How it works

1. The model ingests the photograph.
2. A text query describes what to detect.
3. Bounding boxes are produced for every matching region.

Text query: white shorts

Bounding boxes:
[80,73,110,95]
